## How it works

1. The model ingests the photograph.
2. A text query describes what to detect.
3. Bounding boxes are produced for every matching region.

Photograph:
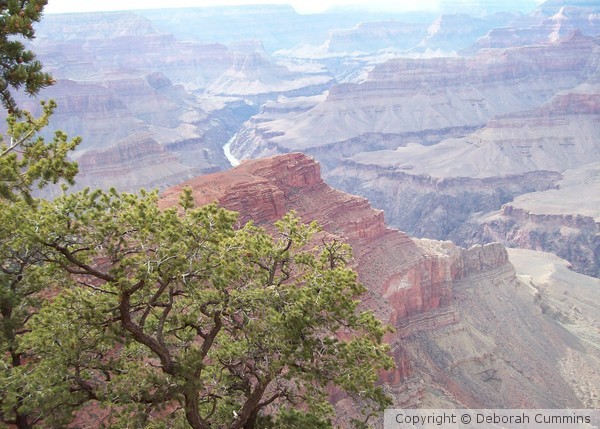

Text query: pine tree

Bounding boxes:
[21,189,394,428]
[0,3,394,427]
[0,3,81,427]
[0,0,53,115]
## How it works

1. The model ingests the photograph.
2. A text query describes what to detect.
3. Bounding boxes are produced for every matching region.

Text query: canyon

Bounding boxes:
[161,153,600,413]
[226,3,600,277]
[3,0,599,418]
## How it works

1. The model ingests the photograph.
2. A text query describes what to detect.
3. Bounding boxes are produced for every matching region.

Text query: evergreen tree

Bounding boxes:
[0,88,79,429]
[0,99,80,202]
[21,188,393,428]
[0,3,394,427]
[0,0,53,115]
[0,3,81,427]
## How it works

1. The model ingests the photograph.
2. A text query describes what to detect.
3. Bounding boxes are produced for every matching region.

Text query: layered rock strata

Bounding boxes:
[160,153,599,409]
[231,34,597,162]
[161,153,505,345]
[460,162,600,277]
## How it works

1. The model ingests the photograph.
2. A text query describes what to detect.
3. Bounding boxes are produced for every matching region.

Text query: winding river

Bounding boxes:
[223,134,241,167]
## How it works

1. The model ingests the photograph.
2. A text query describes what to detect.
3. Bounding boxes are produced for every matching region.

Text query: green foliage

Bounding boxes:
[0,196,78,428]
[0,4,394,427]
[16,188,394,428]
[0,99,81,202]
[0,0,53,115]
[0,3,82,424]
[0,101,79,429]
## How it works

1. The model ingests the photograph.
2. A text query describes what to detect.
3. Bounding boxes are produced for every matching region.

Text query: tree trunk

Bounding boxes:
[184,386,210,429]
[15,412,32,429]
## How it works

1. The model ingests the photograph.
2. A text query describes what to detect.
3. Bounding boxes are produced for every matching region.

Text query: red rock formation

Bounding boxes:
[161,153,599,410]
[161,153,510,375]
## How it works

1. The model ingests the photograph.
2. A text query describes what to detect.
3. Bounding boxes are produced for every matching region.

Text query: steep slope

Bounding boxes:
[231,34,597,161]
[394,245,600,409]
[507,248,600,408]
[160,153,600,412]
[229,33,599,276]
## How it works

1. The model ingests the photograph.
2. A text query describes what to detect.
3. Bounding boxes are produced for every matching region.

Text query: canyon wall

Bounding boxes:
[230,31,600,277]
[160,153,599,409]
[17,4,599,280]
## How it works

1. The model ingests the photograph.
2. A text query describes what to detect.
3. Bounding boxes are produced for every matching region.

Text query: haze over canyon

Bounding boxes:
[9,0,600,415]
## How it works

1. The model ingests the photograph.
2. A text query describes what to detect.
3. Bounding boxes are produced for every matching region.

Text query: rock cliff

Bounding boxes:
[231,34,600,277]
[160,153,599,409]
[470,2,600,51]
[458,162,600,277]
[73,133,204,193]
[13,75,237,193]
[161,153,507,345]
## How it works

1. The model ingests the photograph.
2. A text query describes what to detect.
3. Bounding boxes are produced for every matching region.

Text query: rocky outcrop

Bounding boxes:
[470,2,600,51]
[206,46,333,97]
[161,153,388,236]
[161,153,509,326]
[330,33,594,98]
[460,162,600,277]
[160,153,599,409]
[16,75,205,152]
[73,133,202,193]
[475,206,599,277]
[11,74,242,194]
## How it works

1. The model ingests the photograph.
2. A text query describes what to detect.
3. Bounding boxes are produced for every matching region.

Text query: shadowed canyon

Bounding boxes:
[8,0,600,418]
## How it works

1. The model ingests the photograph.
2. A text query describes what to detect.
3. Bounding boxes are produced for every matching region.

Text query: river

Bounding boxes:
[223,134,241,167]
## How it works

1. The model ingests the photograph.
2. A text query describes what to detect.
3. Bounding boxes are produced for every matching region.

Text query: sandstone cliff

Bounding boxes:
[161,153,507,341]
[262,35,600,277]
[160,153,599,410]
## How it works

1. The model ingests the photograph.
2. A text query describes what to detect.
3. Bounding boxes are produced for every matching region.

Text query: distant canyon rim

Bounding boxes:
[19,0,598,279]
